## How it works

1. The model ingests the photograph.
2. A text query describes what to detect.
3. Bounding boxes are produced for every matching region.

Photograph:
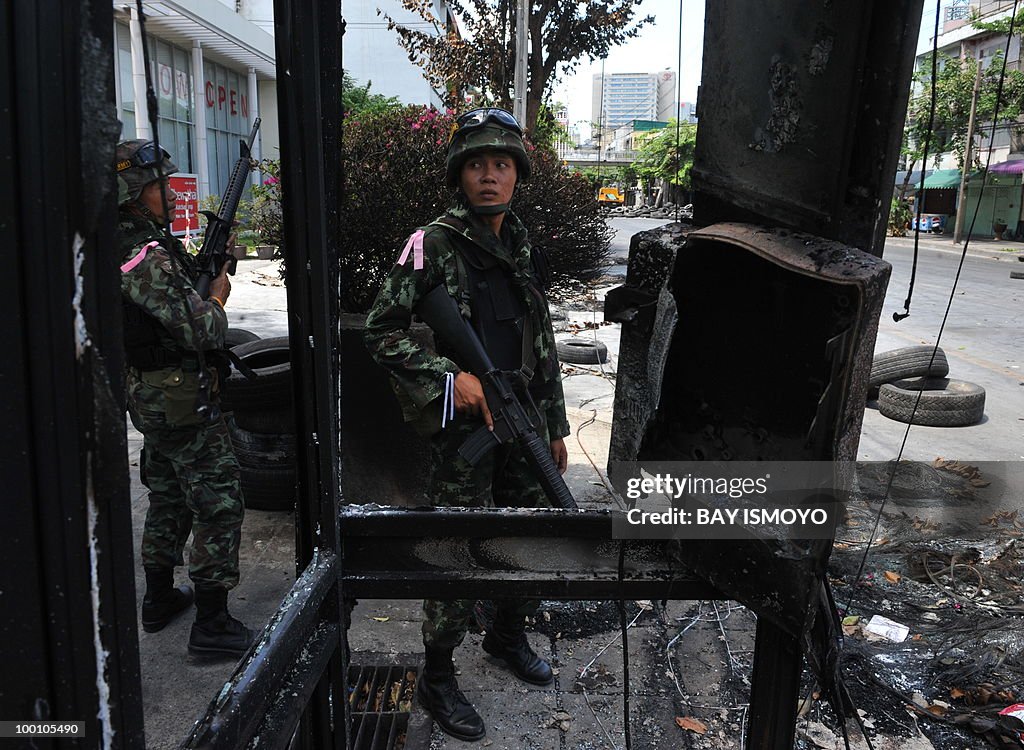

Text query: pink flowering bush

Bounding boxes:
[257,105,611,311]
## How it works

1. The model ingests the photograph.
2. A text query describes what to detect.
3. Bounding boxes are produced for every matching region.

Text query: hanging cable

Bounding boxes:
[846,0,1020,622]
[133,0,211,393]
[617,543,632,750]
[894,4,941,323]
[673,0,684,221]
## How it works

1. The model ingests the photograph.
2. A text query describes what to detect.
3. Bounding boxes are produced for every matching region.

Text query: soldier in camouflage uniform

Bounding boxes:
[364,109,569,742]
[116,139,252,657]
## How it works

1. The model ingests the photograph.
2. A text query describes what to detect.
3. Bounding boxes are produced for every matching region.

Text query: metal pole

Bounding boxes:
[513,0,527,125]
[954,56,982,244]
[129,6,151,139]
[248,66,261,186]
[192,40,211,201]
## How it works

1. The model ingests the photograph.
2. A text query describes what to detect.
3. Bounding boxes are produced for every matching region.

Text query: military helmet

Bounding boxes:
[115,139,178,206]
[445,108,531,188]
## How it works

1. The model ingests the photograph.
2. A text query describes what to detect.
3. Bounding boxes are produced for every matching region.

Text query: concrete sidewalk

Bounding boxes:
[885,233,1024,263]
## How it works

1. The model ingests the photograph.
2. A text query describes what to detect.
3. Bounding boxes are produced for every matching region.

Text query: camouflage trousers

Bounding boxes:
[422,404,551,649]
[129,401,244,590]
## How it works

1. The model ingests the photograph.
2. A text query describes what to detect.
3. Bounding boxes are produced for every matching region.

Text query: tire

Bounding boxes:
[869,346,949,391]
[557,338,609,365]
[224,328,260,348]
[239,464,296,511]
[877,377,985,427]
[1010,270,1024,279]
[227,419,295,466]
[227,420,296,511]
[234,408,294,434]
[221,336,293,415]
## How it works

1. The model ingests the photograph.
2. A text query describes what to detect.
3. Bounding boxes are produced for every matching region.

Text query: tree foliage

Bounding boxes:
[380,0,652,133]
[342,70,403,117]
[901,50,1024,197]
[255,106,611,311]
[633,121,697,200]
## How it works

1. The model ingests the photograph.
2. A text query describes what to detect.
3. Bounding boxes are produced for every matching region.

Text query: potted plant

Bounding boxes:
[994,216,1008,240]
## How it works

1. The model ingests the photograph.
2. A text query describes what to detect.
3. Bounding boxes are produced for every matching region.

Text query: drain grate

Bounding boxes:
[348,664,419,750]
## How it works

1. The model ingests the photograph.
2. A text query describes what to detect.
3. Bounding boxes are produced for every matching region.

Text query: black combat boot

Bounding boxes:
[416,646,486,742]
[141,567,194,633]
[188,585,254,658]
[482,611,553,685]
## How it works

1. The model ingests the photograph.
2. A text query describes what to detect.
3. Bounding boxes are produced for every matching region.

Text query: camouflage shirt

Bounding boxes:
[119,213,227,355]
[364,204,570,439]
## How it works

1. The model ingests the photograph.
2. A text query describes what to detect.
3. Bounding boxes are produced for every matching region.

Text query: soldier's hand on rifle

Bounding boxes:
[209,262,232,305]
[550,438,567,475]
[454,371,493,430]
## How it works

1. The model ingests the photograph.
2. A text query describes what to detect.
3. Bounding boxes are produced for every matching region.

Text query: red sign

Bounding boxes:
[204,80,249,118]
[169,173,199,237]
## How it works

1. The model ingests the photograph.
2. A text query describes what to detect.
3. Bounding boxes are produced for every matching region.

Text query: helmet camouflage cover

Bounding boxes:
[115,139,178,206]
[445,122,531,188]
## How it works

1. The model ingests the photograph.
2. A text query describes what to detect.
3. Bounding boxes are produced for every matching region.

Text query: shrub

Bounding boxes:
[255,106,612,312]
[888,197,911,237]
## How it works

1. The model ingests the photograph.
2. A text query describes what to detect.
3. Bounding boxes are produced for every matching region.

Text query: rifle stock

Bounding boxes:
[415,285,578,510]
[195,118,261,299]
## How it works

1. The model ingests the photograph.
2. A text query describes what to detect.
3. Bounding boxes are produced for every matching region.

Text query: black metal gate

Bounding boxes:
[0,0,926,748]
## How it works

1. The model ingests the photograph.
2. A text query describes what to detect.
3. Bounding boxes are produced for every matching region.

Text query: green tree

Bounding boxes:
[531,102,574,152]
[900,50,1024,199]
[633,121,696,204]
[380,0,652,133]
[258,106,610,310]
[342,70,402,117]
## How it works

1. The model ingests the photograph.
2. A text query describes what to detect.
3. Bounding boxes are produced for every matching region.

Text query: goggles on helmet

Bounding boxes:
[115,142,172,173]
[450,108,523,143]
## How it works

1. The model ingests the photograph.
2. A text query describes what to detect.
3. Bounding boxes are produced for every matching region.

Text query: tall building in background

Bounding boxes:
[592,71,676,149]
[590,71,676,129]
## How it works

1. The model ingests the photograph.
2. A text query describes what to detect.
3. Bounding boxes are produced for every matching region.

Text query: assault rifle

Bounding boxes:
[415,285,578,510]
[195,118,261,299]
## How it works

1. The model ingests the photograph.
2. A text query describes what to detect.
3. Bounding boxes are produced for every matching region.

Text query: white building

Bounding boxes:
[113,0,280,212]
[343,0,451,106]
[915,0,1022,168]
[591,71,676,151]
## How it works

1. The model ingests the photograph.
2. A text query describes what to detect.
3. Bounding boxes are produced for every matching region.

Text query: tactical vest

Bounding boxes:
[121,237,198,371]
[432,217,554,399]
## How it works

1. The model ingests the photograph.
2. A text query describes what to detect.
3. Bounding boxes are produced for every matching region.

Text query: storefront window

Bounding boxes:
[113,23,194,174]
[203,59,252,197]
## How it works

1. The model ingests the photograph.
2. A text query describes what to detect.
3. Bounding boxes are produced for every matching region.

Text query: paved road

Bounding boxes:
[864,240,1023,461]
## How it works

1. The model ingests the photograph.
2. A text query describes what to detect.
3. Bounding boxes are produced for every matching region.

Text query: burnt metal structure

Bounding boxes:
[604,0,922,742]
[692,2,924,257]
[184,0,348,748]
[2,0,925,748]
[1,1,145,745]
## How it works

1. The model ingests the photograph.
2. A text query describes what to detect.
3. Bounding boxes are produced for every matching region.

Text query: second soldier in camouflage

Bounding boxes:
[116,139,252,658]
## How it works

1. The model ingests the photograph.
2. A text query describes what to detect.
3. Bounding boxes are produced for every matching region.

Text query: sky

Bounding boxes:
[550,0,936,142]
[550,0,705,140]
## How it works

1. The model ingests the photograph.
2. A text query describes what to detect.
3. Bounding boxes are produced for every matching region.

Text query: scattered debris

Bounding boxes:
[864,615,910,643]
[674,716,707,734]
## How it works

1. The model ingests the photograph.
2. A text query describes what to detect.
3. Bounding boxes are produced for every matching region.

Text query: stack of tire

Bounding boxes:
[869,346,985,427]
[221,332,296,511]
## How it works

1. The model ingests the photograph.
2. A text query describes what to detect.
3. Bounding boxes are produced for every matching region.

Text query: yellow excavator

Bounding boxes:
[597,185,624,204]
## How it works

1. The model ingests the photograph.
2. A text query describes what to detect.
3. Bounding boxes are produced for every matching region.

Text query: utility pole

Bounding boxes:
[513,0,528,126]
[954,57,983,244]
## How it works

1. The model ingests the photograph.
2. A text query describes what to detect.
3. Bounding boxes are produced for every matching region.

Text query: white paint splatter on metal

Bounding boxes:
[72,233,92,358]
[87,458,114,749]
